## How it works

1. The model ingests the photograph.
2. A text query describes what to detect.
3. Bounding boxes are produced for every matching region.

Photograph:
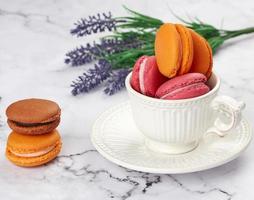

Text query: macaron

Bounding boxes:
[131,55,167,97]
[175,24,194,75]
[204,40,213,78]
[189,29,213,78]
[6,130,62,167]
[155,23,183,78]
[155,73,210,100]
[6,98,61,135]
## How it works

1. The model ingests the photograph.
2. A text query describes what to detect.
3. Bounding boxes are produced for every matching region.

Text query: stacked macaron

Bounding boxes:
[131,56,168,97]
[5,98,62,167]
[131,23,213,100]
[155,23,213,78]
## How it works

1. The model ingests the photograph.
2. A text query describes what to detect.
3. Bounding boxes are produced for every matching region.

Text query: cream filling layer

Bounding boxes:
[139,57,148,94]
[11,145,55,157]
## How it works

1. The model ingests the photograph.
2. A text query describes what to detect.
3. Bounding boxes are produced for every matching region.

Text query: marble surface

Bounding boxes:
[0,0,254,199]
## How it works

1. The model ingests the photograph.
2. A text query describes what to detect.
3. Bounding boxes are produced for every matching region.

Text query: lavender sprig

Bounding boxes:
[71,59,111,95]
[65,38,144,67]
[71,12,119,37]
[65,44,95,66]
[104,69,131,95]
[67,7,254,96]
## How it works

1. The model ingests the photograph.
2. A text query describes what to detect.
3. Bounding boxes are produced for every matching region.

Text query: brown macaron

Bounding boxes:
[6,98,61,135]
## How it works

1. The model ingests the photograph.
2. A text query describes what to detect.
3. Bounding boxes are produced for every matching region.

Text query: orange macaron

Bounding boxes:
[155,23,213,79]
[189,29,213,78]
[155,23,182,78]
[204,40,213,78]
[175,24,194,75]
[6,130,62,167]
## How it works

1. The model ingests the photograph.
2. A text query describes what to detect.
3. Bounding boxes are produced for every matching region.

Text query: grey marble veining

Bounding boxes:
[0,0,254,199]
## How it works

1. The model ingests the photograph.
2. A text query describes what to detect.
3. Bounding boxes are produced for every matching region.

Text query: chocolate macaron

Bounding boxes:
[6,98,61,135]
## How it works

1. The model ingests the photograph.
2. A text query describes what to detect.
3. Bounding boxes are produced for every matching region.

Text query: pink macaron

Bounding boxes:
[131,55,168,97]
[155,73,210,100]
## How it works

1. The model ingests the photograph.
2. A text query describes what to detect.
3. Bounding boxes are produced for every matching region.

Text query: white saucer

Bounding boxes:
[91,101,252,174]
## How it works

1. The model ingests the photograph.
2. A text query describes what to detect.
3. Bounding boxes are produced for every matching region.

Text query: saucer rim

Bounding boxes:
[91,101,252,174]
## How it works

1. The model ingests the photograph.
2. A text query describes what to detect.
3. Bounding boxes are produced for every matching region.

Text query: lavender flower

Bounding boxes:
[71,59,111,95]
[71,12,117,37]
[65,42,101,66]
[101,38,144,54]
[65,45,93,66]
[65,38,144,67]
[104,68,131,95]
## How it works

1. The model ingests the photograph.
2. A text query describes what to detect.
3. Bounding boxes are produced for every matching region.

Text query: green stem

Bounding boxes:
[223,27,254,40]
[109,48,154,69]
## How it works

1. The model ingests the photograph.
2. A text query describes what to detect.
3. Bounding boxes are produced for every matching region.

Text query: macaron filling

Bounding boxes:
[9,120,56,127]
[9,145,56,158]
[139,57,148,94]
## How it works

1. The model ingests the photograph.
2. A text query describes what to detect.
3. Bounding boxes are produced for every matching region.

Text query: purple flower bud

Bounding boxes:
[70,12,117,37]
[65,38,144,67]
[104,69,131,95]
[71,59,112,95]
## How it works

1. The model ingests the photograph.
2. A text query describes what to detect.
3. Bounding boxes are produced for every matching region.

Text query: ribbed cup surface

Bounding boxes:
[126,73,219,145]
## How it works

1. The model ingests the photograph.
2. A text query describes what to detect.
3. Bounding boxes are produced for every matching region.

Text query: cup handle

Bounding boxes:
[206,95,245,137]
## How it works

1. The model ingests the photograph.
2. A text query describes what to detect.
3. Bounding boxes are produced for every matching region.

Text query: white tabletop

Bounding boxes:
[0,0,254,199]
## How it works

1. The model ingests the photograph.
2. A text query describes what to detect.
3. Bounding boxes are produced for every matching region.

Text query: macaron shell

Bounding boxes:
[7,130,61,153]
[155,23,182,78]
[6,98,61,123]
[6,142,61,167]
[205,41,213,79]
[161,83,210,100]
[7,118,60,135]
[175,24,194,75]
[189,29,212,77]
[156,73,207,98]
[131,55,149,93]
[143,56,168,96]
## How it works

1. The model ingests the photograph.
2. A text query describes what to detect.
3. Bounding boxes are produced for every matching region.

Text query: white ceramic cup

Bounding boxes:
[125,72,245,154]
